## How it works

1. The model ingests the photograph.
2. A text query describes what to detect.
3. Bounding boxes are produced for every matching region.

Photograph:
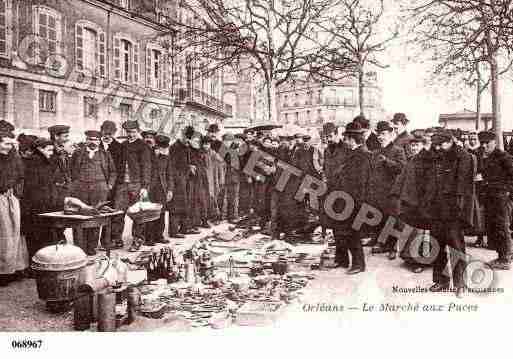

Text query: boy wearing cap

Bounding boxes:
[111,120,152,249]
[391,113,414,159]
[70,130,117,254]
[477,130,513,270]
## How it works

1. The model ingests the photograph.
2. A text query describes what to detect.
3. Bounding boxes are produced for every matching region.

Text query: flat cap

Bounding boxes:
[121,120,139,131]
[155,134,171,147]
[17,133,38,148]
[323,122,338,135]
[33,137,53,148]
[85,130,102,139]
[141,129,157,138]
[431,130,453,145]
[302,134,312,141]
[207,123,220,133]
[48,125,70,135]
[100,120,117,133]
[0,131,15,139]
[478,131,496,143]
[0,120,15,133]
[352,115,370,129]
[376,121,394,133]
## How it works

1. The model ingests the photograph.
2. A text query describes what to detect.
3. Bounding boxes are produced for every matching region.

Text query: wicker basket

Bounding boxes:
[127,203,163,224]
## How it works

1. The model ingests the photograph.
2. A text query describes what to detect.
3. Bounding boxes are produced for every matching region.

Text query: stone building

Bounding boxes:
[438,109,493,132]
[0,0,232,140]
[276,73,385,131]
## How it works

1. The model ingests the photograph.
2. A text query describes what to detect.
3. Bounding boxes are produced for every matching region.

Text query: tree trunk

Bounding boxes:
[358,68,365,116]
[266,78,278,124]
[490,52,502,149]
[476,76,481,131]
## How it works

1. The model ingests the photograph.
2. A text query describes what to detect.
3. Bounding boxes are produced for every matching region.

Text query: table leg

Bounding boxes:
[104,219,112,258]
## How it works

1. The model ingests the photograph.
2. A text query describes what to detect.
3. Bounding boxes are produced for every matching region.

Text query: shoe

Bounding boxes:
[169,233,186,239]
[371,245,388,254]
[387,251,397,260]
[86,250,97,256]
[199,222,210,229]
[334,262,349,269]
[429,283,449,292]
[155,237,170,244]
[347,267,365,275]
[455,287,465,299]
[411,266,424,274]
[0,274,15,287]
[488,260,511,271]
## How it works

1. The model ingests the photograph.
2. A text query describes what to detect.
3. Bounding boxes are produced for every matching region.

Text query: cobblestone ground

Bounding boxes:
[0,218,510,332]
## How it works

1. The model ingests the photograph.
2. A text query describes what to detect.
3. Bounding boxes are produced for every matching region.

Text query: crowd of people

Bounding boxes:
[1,112,512,299]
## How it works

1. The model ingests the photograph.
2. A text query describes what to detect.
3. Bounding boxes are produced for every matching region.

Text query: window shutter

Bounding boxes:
[162,53,169,91]
[146,46,152,87]
[113,36,120,80]
[98,31,106,78]
[133,42,139,85]
[75,23,83,70]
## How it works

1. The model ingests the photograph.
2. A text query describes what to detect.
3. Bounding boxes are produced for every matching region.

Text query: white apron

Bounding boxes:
[0,189,28,274]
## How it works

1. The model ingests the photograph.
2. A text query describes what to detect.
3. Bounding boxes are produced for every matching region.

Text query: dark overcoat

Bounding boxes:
[150,153,174,205]
[368,143,406,216]
[393,131,414,159]
[168,139,190,216]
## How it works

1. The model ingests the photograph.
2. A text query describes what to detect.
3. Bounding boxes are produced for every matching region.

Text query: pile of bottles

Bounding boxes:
[146,248,179,283]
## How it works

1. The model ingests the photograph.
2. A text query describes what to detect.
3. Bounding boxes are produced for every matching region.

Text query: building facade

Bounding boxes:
[0,0,232,140]
[439,110,493,132]
[276,73,385,131]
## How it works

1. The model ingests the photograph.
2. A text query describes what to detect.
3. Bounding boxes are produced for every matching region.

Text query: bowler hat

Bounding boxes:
[323,122,338,135]
[101,120,117,134]
[34,137,53,148]
[122,120,139,131]
[344,122,365,135]
[411,134,426,144]
[478,131,496,143]
[48,125,70,136]
[17,133,38,149]
[155,134,171,148]
[0,131,15,139]
[376,121,394,133]
[85,130,102,139]
[391,113,409,125]
[353,115,370,129]
[302,135,311,142]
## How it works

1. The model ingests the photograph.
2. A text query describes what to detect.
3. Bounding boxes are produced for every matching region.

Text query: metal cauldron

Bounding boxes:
[31,241,88,313]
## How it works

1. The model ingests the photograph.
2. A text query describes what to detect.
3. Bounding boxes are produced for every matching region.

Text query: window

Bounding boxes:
[0,0,12,56]
[317,90,322,104]
[76,21,106,77]
[119,0,130,9]
[34,6,62,60]
[120,103,131,122]
[150,108,162,120]
[146,46,168,90]
[84,97,98,119]
[113,35,139,84]
[0,84,6,120]
[283,94,288,107]
[39,90,56,113]
[306,90,312,105]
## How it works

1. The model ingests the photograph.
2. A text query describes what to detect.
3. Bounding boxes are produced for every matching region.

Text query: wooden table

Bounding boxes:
[37,211,124,257]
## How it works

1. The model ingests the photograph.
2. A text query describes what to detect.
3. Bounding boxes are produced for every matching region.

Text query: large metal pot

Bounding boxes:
[31,241,88,312]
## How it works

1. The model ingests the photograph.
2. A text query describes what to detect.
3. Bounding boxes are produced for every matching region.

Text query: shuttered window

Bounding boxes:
[113,35,140,85]
[34,6,62,60]
[39,90,56,113]
[76,21,106,78]
[146,44,169,90]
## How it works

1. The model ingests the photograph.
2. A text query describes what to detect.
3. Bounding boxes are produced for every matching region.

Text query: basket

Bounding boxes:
[127,203,163,224]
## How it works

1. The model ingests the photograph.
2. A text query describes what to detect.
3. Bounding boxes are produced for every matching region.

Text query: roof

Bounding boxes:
[439,111,493,122]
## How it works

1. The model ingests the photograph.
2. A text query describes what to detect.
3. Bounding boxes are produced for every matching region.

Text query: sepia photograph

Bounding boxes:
[1,0,513,357]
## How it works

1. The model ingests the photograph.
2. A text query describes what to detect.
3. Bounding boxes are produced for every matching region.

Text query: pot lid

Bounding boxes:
[31,242,88,271]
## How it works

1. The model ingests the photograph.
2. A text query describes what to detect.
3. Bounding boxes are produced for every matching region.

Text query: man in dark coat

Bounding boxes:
[391,113,414,159]
[70,130,117,255]
[111,121,152,250]
[239,132,258,219]
[220,133,241,222]
[370,121,407,257]
[23,138,59,261]
[146,134,174,245]
[477,130,513,270]
[353,115,380,151]
[330,122,372,274]
[168,127,196,237]
[424,130,475,298]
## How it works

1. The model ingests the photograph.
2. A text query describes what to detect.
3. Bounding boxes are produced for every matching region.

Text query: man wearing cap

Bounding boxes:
[391,113,414,159]
[477,130,513,270]
[111,120,152,249]
[100,120,123,169]
[0,120,15,135]
[329,122,372,273]
[145,134,174,245]
[220,132,241,222]
[369,121,407,257]
[141,129,157,148]
[70,131,117,255]
[424,130,475,297]
[206,123,223,152]
[239,132,258,219]
[0,131,28,286]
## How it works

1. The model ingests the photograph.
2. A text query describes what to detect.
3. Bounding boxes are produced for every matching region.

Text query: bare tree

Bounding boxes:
[158,0,356,123]
[406,0,513,148]
[316,0,399,117]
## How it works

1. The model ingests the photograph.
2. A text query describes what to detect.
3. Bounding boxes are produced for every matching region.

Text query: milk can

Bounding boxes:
[31,241,88,313]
